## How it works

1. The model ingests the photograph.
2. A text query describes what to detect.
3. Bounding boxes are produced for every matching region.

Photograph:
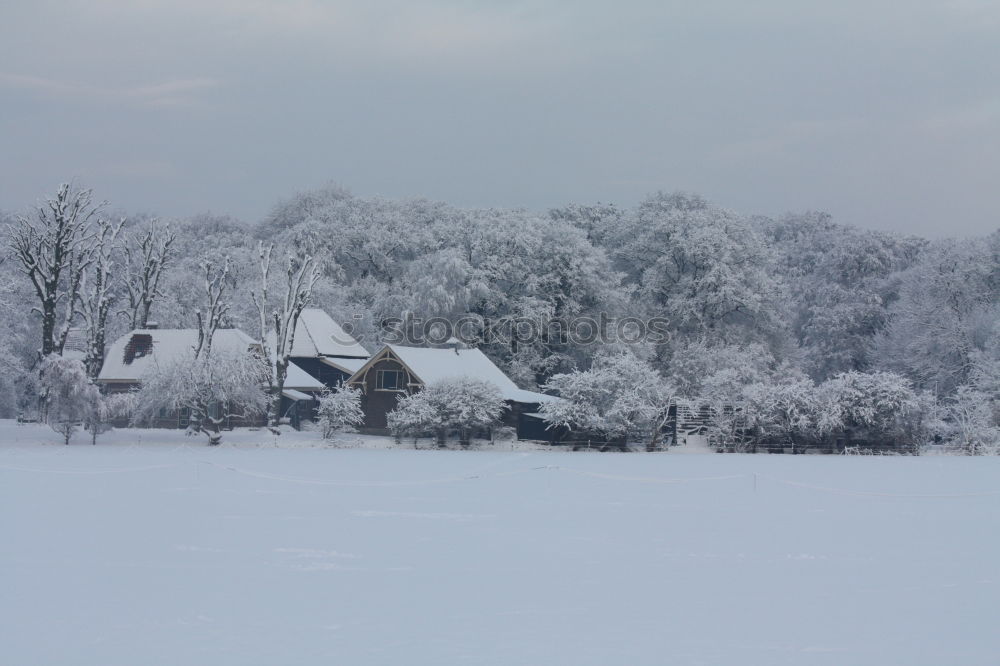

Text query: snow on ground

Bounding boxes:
[2,421,999,665]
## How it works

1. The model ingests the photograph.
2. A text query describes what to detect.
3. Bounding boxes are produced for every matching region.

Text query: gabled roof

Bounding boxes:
[97,329,257,383]
[320,356,369,375]
[97,328,326,391]
[288,309,369,359]
[282,388,315,402]
[62,328,88,362]
[285,361,326,391]
[347,344,558,404]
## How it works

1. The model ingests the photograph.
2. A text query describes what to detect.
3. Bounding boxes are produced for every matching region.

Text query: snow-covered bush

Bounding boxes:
[814,371,922,451]
[388,377,506,447]
[697,372,931,453]
[387,389,440,444]
[743,379,822,448]
[38,355,101,445]
[942,384,999,455]
[699,379,833,453]
[133,350,269,445]
[79,391,138,446]
[541,351,674,450]
[316,386,364,439]
[0,339,21,418]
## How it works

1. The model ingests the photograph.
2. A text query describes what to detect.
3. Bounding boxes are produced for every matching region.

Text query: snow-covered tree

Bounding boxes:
[316,386,364,439]
[615,192,784,343]
[694,370,932,453]
[940,353,1000,454]
[133,349,269,445]
[541,351,674,450]
[249,242,320,431]
[8,184,100,358]
[149,218,254,332]
[386,389,440,445]
[812,371,925,452]
[549,202,625,247]
[388,377,506,447]
[0,250,26,416]
[83,391,135,446]
[120,220,175,329]
[37,355,101,445]
[944,385,999,454]
[667,339,781,397]
[126,247,266,445]
[698,379,825,453]
[447,209,626,384]
[77,216,125,378]
[874,238,999,394]
[194,257,232,359]
[742,379,823,450]
[762,212,924,380]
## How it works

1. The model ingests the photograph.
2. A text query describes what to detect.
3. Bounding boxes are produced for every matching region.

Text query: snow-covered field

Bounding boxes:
[2,422,999,665]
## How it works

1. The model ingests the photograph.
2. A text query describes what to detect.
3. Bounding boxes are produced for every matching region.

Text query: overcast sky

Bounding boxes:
[2,1,998,236]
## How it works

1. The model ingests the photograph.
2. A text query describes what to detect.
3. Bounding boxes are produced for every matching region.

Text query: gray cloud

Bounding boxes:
[0,73,219,108]
[0,0,998,237]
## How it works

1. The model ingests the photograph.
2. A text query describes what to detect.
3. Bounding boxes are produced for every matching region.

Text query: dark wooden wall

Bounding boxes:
[290,358,353,390]
[354,357,413,431]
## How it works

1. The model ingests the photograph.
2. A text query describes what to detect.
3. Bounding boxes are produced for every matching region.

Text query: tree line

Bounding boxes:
[1,184,997,451]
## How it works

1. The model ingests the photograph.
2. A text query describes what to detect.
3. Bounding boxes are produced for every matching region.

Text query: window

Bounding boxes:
[376,369,404,391]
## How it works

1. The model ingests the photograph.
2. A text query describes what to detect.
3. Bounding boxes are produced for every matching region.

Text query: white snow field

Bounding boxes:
[2,423,999,666]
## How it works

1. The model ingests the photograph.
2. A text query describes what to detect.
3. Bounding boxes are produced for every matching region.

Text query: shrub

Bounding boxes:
[388,377,506,447]
[317,387,364,439]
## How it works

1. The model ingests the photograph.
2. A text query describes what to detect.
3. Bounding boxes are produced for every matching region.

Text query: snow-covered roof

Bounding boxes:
[288,309,369,359]
[349,344,558,404]
[62,328,88,361]
[282,388,314,402]
[285,361,326,391]
[97,329,258,383]
[320,356,369,375]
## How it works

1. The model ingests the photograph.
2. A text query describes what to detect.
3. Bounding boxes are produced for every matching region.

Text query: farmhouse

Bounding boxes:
[93,313,560,440]
[97,327,325,428]
[345,341,559,440]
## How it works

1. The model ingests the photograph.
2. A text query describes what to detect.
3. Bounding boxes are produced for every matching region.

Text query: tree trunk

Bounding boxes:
[86,328,106,380]
[186,404,205,437]
[41,305,56,357]
[646,404,674,452]
[138,300,152,329]
[268,360,288,433]
[205,418,223,446]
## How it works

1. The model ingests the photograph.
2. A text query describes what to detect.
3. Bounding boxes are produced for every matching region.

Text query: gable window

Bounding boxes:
[375,369,404,391]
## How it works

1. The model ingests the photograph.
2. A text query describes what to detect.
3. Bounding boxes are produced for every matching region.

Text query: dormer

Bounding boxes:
[123,333,153,365]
